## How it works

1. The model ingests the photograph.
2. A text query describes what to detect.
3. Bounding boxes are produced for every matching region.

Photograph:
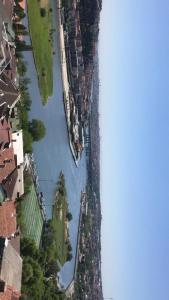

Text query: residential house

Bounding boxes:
[2,165,24,200]
[0,73,20,120]
[0,147,16,183]
[11,130,23,166]
[0,238,22,299]
[0,201,17,238]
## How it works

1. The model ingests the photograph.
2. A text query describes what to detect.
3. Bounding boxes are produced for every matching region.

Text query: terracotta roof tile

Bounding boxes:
[0,147,16,183]
[0,73,19,109]
[0,118,11,150]
[0,201,16,237]
[2,168,18,200]
[0,285,20,300]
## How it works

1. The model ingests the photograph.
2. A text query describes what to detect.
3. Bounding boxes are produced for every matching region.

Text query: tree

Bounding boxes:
[66,252,73,261]
[23,130,33,153]
[21,237,39,259]
[22,261,33,283]
[67,243,72,252]
[40,8,46,17]
[29,119,46,141]
[17,59,27,77]
[14,3,26,19]
[66,212,73,221]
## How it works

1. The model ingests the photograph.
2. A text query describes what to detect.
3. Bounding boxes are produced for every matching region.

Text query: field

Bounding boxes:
[52,190,69,265]
[21,183,44,247]
[27,0,53,104]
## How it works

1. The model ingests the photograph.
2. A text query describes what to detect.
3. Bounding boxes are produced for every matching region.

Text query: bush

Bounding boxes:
[67,252,73,261]
[66,212,73,221]
[40,8,46,17]
[23,130,33,153]
[29,119,46,141]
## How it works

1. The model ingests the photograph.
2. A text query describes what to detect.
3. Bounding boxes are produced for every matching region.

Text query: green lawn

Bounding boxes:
[52,190,69,265]
[27,0,53,104]
[21,184,44,247]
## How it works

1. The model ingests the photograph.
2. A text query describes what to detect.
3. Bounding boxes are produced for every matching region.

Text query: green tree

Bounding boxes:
[23,130,33,153]
[17,59,27,77]
[66,212,73,221]
[66,252,73,262]
[22,261,33,283]
[21,237,39,259]
[40,8,46,17]
[29,119,46,141]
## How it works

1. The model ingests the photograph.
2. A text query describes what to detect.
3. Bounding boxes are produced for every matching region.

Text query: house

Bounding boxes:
[0,21,12,76]
[0,285,20,300]
[0,119,24,199]
[0,201,17,238]
[0,147,16,183]
[11,130,24,166]
[2,165,24,200]
[0,118,11,151]
[0,73,20,120]
[0,238,22,298]
[0,0,15,77]
[2,129,24,199]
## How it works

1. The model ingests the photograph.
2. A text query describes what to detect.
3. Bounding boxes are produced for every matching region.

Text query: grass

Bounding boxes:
[52,190,69,265]
[51,174,70,266]
[27,0,53,104]
[21,183,44,247]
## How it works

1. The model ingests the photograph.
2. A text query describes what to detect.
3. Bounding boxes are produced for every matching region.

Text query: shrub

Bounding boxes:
[29,119,46,141]
[40,8,46,17]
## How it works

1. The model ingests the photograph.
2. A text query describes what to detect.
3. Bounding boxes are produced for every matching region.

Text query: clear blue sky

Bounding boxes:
[100,1,169,299]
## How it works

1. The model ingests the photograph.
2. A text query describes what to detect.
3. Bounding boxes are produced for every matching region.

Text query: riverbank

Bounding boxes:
[57,0,81,166]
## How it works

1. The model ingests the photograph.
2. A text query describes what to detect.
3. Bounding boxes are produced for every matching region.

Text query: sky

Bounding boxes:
[100,1,169,299]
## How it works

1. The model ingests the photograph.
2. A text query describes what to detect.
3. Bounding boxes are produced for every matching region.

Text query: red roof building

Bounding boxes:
[0,148,16,183]
[0,285,20,300]
[0,119,11,151]
[0,201,17,238]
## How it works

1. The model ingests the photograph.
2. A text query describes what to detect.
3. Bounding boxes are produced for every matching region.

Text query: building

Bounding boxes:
[0,0,14,77]
[0,118,11,151]
[11,130,24,166]
[0,201,17,238]
[0,238,22,299]
[0,73,20,120]
[2,166,24,200]
[0,147,16,183]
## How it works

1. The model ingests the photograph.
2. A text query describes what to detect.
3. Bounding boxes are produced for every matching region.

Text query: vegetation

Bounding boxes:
[29,119,46,141]
[27,0,53,104]
[42,172,73,266]
[14,1,26,19]
[20,237,65,300]
[19,173,72,299]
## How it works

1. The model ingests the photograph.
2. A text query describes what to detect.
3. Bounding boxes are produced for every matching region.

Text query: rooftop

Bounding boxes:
[0,118,11,151]
[0,201,17,238]
[12,130,23,166]
[2,168,18,200]
[0,238,22,292]
[0,147,16,183]
[0,73,19,109]
[0,285,20,300]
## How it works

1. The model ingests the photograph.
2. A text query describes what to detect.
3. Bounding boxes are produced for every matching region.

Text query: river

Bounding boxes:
[23,0,87,287]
